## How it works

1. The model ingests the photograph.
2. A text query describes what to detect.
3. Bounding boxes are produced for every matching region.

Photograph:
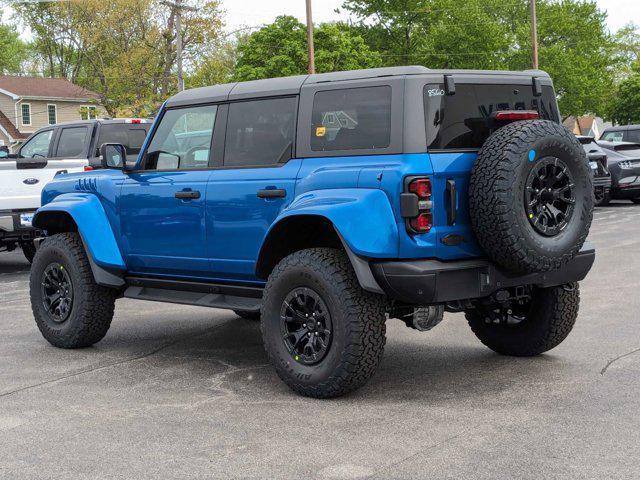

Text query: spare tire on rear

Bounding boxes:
[469,120,593,274]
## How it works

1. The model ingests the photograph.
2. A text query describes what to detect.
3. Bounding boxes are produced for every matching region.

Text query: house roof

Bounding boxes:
[0,75,101,101]
[0,110,28,140]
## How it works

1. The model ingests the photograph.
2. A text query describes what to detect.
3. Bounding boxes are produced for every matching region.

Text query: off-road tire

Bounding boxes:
[233,309,260,321]
[469,120,593,273]
[30,232,117,348]
[20,240,36,264]
[466,283,580,357]
[261,248,387,398]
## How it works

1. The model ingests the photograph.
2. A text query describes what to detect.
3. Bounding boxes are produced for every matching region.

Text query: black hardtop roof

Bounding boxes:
[166,66,551,107]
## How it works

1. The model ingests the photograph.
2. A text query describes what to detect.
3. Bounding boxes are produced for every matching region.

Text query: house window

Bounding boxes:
[80,105,97,120]
[48,104,57,125]
[21,103,31,126]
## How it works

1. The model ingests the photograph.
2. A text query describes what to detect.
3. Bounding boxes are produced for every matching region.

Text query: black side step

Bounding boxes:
[123,277,263,311]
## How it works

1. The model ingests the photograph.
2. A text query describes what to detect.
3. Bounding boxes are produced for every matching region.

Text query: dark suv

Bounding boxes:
[601,124,640,143]
[29,67,595,398]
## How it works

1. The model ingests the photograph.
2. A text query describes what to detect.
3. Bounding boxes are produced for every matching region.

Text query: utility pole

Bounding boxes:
[305,0,315,74]
[162,0,196,91]
[530,0,539,69]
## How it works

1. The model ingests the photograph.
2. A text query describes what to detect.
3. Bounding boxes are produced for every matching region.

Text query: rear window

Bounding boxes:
[601,131,624,142]
[424,83,560,150]
[311,86,392,152]
[97,123,150,157]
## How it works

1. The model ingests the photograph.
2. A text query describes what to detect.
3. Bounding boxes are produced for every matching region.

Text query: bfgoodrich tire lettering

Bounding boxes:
[469,120,593,273]
[30,232,117,348]
[261,248,386,398]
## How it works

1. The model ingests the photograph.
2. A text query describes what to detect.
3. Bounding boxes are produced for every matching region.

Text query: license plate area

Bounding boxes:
[20,212,35,227]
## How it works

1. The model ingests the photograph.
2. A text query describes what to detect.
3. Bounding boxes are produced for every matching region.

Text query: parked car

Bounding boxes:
[29,67,595,398]
[600,124,640,143]
[0,118,152,262]
[596,140,640,204]
[576,136,611,206]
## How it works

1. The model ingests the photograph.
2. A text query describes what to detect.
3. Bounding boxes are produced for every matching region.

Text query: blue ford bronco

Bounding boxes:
[29,67,595,398]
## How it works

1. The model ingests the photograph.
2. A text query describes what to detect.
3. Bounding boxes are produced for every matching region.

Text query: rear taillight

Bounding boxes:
[83,166,94,171]
[402,177,433,234]
[410,212,433,233]
[492,110,539,121]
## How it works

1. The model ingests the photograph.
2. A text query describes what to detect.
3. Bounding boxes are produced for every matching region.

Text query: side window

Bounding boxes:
[20,130,53,158]
[55,126,89,158]
[311,86,392,151]
[145,104,217,170]
[224,97,297,167]
[97,124,150,158]
[626,129,640,143]
[602,131,624,142]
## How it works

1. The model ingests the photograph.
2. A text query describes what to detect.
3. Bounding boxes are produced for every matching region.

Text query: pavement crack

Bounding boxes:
[365,424,480,479]
[0,321,229,399]
[600,347,640,375]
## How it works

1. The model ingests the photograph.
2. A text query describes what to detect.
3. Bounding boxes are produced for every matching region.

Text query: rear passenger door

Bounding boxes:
[205,96,301,282]
[51,125,91,161]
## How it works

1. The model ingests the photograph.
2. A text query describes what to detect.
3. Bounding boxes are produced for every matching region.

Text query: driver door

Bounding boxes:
[119,104,218,277]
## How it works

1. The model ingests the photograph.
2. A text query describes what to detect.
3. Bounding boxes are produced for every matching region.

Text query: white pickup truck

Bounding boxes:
[0,156,87,262]
[0,118,151,262]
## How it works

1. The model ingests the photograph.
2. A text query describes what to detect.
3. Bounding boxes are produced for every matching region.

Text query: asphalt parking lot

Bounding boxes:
[1,203,639,480]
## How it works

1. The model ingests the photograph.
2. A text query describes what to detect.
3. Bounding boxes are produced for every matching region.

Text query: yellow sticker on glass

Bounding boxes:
[315,126,326,137]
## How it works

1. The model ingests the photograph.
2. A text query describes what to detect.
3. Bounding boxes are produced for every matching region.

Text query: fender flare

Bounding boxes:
[33,193,125,286]
[260,189,399,294]
[274,188,399,258]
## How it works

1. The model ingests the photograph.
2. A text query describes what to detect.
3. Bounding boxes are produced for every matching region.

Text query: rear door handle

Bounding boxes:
[175,190,201,200]
[257,189,286,199]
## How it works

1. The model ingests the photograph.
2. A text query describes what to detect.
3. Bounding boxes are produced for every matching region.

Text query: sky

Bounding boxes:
[220,0,640,34]
[1,0,638,37]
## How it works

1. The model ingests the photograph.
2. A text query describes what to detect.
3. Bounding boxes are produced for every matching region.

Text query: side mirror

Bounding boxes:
[100,143,127,169]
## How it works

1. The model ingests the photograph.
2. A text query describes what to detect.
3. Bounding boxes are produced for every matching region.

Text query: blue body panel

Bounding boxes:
[35,100,484,285]
[35,191,126,270]
[274,188,399,258]
[119,170,213,277]
[205,160,302,282]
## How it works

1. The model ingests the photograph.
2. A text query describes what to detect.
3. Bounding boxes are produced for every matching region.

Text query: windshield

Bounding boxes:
[424,83,560,150]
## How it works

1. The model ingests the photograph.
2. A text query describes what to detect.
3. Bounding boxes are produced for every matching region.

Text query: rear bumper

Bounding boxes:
[0,210,38,242]
[370,245,595,305]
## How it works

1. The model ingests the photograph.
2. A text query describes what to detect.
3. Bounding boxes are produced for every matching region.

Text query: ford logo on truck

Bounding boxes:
[23,178,39,185]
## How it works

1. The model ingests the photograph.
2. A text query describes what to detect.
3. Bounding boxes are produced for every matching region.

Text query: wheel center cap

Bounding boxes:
[540,189,555,203]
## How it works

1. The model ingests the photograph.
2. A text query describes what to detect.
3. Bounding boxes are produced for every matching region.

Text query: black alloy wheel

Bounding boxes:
[41,262,74,323]
[525,157,576,237]
[280,287,333,365]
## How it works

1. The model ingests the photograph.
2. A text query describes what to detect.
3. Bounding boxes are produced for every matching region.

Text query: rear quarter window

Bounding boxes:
[424,83,560,150]
[311,86,392,152]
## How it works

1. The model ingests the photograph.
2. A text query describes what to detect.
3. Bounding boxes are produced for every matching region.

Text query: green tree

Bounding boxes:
[14,0,224,117]
[509,0,616,118]
[341,0,622,118]
[0,21,28,74]
[233,16,382,81]
[609,68,640,125]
